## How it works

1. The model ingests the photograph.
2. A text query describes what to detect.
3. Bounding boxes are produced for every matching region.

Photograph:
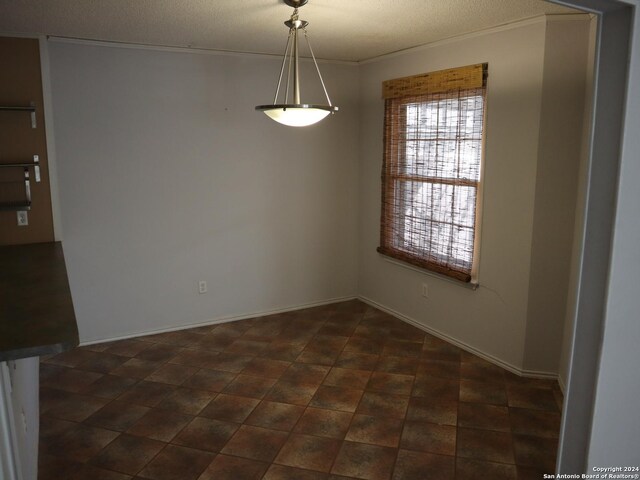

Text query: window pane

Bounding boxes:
[453,185,477,228]
[404,94,484,182]
[392,180,477,267]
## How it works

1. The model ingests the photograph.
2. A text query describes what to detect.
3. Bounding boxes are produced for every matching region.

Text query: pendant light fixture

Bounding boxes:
[255,0,338,127]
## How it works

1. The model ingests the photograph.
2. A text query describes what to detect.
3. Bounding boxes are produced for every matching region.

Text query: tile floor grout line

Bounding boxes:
[265,306,351,477]
[37,300,561,480]
[324,309,364,478]
[221,307,332,477]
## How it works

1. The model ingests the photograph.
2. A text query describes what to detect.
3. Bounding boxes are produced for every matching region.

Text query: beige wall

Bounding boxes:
[558,16,598,389]
[358,15,591,375]
[48,40,360,342]
[523,17,593,373]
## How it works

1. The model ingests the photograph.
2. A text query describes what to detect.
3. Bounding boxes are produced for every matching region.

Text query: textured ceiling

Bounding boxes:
[0,0,579,62]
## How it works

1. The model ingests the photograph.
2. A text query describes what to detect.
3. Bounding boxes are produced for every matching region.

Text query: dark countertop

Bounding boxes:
[0,241,79,361]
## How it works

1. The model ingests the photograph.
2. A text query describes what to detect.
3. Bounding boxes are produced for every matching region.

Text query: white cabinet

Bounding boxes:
[0,358,39,480]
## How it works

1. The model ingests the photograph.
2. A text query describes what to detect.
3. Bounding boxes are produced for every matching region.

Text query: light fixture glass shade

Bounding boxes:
[256,104,338,127]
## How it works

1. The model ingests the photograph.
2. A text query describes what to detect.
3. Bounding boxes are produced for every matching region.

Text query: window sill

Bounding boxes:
[380,254,479,290]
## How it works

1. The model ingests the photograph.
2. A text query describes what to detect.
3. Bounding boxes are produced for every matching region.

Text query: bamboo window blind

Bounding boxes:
[378,63,488,282]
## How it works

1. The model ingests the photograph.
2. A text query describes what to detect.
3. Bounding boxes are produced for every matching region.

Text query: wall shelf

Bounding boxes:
[0,105,37,128]
[0,156,39,211]
[0,105,38,209]
[0,199,31,212]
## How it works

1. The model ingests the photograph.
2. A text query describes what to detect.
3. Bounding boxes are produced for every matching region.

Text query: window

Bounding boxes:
[378,64,488,283]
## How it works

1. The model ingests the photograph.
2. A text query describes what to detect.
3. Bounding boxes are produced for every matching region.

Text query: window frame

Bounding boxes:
[378,64,488,283]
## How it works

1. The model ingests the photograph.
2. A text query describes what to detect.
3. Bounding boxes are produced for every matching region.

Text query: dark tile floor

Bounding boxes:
[38,300,563,480]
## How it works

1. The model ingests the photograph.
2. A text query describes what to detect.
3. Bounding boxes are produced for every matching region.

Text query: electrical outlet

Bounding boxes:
[422,283,429,298]
[198,280,207,294]
[17,211,28,226]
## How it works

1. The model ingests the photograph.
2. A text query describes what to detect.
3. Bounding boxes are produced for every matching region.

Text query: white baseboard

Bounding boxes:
[80,295,358,347]
[80,293,559,384]
[557,373,566,394]
[358,295,559,381]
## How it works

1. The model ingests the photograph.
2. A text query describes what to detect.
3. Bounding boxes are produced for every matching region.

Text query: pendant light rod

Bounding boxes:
[273,30,293,104]
[285,31,293,103]
[293,22,300,103]
[304,30,333,107]
[285,8,308,104]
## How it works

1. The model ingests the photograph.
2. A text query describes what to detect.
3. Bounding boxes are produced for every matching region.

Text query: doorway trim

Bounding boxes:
[549,0,636,473]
